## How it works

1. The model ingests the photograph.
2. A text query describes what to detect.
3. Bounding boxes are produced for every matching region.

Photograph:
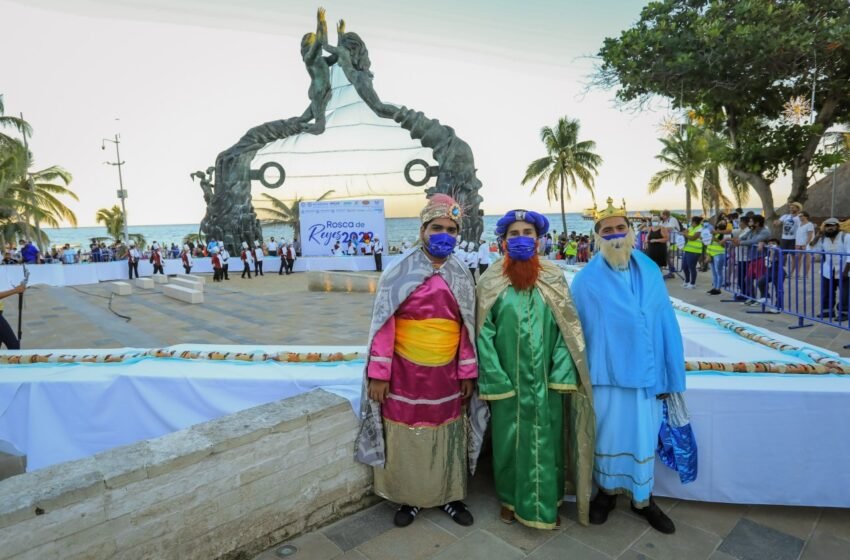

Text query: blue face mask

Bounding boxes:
[506,236,537,261]
[601,232,628,241]
[427,232,456,258]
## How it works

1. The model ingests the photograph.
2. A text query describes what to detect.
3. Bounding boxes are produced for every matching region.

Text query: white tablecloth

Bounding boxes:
[1,343,848,506]
[654,374,850,507]
[0,345,363,471]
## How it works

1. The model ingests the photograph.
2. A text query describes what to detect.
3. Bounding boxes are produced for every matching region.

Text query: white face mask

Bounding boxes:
[651,220,659,226]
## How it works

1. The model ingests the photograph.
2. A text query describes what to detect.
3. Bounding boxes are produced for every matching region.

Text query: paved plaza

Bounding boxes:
[4,269,849,560]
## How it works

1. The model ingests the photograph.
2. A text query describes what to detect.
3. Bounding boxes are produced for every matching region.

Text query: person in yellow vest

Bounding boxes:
[564,238,578,264]
[706,216,732,295]
[681,216,704,289]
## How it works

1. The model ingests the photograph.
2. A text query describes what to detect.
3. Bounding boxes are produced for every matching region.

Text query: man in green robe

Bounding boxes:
[476,209,596,529]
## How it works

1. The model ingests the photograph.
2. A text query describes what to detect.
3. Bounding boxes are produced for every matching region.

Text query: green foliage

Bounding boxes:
[183,232,205,245]
[596,0,850,210]
[258,190,335,236]
[95,205,125,241]
[0,96,78,247]
[521,116,602,233]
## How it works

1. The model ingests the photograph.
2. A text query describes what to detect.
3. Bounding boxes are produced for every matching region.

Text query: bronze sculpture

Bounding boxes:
[201,8,484,253]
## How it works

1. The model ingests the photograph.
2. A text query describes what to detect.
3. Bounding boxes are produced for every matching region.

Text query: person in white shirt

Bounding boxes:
[253,241,265,276]
[127,241,141,279]
[240,241,253,279]
[477,238,490,275]
[266,237,278,257]
[181,244,194,275]
[219,242,230,280]
[372,236,384,271]
[775,202,802,252]
[660,210,681,279]
[346,241,357,256]
[807,218,850,321]
[359,235,372,256]
[283,241,296,275]
[794,211,815,276]
[456,240,468,264]
[331,241,343,257]
[466,241,480,281]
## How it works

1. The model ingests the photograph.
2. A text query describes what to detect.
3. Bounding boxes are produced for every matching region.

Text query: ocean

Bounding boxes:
[41,213,601,250]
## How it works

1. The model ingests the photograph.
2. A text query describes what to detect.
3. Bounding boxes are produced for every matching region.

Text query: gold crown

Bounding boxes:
[594,197,627,223]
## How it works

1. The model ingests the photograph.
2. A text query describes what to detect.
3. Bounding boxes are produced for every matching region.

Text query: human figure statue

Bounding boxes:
[191,167,215,205]
[324,19,396,118]
[298,7,337,134]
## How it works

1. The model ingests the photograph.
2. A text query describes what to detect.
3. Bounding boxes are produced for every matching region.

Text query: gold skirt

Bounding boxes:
[373,416,467,508]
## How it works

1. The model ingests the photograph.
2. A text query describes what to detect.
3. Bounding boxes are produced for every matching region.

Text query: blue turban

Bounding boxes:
[495,209,549,237]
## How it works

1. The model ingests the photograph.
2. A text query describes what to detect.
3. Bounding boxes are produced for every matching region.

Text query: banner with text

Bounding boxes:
[299,199,386,257]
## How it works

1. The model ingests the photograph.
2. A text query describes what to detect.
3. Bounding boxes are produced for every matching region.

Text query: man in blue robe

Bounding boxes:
[571,198,686,534]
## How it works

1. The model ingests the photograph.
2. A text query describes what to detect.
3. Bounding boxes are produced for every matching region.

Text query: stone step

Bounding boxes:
[152,274,168,284]
[184,274,206,285]
[111,282,132,295]
[171,277,204,292]
[162,284,203,304]
[135,277,154,290]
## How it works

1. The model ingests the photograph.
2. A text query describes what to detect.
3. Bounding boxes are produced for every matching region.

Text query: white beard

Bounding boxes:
[595,229,636,271]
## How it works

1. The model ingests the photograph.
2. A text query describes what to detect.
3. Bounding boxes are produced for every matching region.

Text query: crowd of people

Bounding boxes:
[633,205,849,321]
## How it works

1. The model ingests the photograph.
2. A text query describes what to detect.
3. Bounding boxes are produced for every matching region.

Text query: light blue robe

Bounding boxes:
[571,252,686,505]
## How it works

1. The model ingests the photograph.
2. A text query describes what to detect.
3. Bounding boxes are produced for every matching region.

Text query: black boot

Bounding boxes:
[589,491,617,525]
[631,497,675,534]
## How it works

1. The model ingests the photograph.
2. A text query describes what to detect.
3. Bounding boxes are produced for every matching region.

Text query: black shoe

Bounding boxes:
[441,501,474,526]
[393,505,420,528]
[631,498,675,534]
[589,492,617,525]
[819,310,834,319]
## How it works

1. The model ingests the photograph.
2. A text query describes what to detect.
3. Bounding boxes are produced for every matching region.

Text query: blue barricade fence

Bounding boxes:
[719,244,849,346]
[642,237,850,348]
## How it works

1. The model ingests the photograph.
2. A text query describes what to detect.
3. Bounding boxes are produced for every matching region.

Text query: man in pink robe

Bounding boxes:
[357,194,482,528]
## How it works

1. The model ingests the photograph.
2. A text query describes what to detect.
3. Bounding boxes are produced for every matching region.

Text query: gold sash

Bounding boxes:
[394,318,460,366]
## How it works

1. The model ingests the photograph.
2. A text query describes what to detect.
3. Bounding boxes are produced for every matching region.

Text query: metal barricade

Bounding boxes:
[718,243,849,347]
[782,248,849,337]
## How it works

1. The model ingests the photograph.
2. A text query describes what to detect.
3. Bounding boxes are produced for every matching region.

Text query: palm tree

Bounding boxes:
[0,98,78,247]
[0,95,31,144]
[183,232,205,246]
[521,117,602,234]
[257,190,335,236]
[648,127,709,219]
[96,205,125,241]
[95,205,146,249]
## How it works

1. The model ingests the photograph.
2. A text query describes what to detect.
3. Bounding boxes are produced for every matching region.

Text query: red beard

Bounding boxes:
[502,252,541,291]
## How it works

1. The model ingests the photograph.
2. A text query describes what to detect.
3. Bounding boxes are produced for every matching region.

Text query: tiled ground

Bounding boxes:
[4,267,848,559]
[6,268,847,355]
[256,461,850,560]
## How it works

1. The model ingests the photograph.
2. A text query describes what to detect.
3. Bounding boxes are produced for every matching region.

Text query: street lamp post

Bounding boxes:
[102,134,129,245]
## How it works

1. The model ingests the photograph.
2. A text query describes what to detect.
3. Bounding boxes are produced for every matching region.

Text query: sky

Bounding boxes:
[1,0,791,227]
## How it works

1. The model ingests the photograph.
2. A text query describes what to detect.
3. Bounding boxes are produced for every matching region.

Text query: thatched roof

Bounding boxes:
[776,162,850,220]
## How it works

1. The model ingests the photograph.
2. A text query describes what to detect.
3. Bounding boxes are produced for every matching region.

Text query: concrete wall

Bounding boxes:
[0,390,374,560]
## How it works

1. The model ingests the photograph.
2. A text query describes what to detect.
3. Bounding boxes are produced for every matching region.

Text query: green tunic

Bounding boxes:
[477,286,578,529]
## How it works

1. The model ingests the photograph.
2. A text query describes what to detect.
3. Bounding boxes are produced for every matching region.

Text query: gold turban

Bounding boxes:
[420,194,463,225]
